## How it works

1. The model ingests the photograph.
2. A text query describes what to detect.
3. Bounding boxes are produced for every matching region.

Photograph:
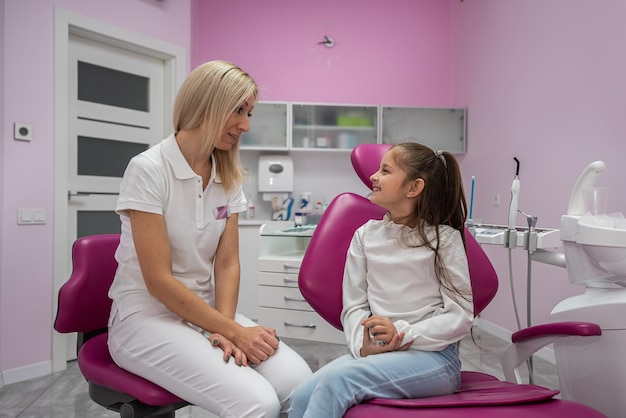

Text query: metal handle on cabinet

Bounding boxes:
[284,321,316,329]
[283,277,299,285]
[283,264,300,271]
[284,295,307,303]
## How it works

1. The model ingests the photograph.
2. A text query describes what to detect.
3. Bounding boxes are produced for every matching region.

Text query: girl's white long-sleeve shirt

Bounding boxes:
[340,215,474,358]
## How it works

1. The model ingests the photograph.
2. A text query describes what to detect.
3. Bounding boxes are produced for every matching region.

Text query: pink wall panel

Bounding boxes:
[452,0,626,331]
[191,0,454,106]
[0,0,191,376]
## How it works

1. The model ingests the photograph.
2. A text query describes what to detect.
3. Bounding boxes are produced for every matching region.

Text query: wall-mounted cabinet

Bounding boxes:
[241,101,289,150]
[382,107,466,153]
[243,102,466,153]
[291,103,377,150]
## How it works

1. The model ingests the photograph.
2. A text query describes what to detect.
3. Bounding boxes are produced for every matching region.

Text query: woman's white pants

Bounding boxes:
[108,309,312,418]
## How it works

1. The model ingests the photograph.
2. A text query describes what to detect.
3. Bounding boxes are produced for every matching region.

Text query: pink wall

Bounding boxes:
[191,0,454,106]
[0,0,190,377]
[452,0,626,331]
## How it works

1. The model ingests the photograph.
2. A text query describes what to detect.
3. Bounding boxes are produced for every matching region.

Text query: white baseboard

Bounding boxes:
[1,361,51,385]
[475,317,556,365]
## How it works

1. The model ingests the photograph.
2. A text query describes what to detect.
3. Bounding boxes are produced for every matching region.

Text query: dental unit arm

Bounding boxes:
[473,159,600,392]
[471,156,563,263]
[502,160,626,417]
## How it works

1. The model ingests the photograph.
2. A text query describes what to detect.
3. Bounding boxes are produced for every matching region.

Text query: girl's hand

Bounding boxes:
[208,333,248,367]
[361,315,396,345]
[359,316,413,357]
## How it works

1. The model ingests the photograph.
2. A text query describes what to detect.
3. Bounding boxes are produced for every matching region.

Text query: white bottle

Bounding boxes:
[246,194,255,219]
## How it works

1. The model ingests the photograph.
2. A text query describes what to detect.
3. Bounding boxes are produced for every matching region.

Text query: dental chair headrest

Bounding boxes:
[351,143,392,190]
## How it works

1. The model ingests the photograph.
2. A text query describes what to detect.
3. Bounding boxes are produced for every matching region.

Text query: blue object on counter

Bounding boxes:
[271,196,294,221]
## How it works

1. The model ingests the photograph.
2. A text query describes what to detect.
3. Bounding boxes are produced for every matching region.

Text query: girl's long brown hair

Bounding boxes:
[390,142,471,308]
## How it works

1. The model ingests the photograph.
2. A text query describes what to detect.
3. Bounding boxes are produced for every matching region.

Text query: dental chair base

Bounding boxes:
[550,287,626,418]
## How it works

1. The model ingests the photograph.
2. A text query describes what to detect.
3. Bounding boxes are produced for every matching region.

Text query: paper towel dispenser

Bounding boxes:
[258,155,293,192]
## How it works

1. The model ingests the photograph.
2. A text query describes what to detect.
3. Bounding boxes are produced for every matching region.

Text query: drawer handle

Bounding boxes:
[283,277,298,284]
[283,264,300,271]
[284,321,316,329]
[284,295,307,303]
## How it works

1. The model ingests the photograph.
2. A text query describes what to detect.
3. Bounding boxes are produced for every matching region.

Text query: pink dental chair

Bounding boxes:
[54,234,189,417]
[298,143,605,417]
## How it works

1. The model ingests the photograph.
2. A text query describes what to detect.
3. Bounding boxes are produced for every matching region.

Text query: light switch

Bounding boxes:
[17,208,47,225]
[18,209,33,224]
[33,209,47,224]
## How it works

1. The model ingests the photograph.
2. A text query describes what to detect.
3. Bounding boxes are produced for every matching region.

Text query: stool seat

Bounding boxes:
[78,333,185,406]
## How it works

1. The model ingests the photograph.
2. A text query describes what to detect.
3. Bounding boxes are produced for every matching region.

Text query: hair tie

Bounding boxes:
[434,149,447,167]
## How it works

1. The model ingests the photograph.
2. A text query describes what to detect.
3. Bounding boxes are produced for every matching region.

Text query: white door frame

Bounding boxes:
[52,7,186,372]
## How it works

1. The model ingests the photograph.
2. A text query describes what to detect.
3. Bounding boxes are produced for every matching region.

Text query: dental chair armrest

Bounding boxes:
[512,321,601,343]
[501,321,601,384]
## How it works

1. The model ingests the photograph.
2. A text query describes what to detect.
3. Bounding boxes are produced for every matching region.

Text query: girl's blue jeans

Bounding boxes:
[288,343,461,418]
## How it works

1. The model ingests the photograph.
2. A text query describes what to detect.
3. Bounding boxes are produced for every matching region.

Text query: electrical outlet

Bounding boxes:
[493,194,501,206]
[14,123,32,141]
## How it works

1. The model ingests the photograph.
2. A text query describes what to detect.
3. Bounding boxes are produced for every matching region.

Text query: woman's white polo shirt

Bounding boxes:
[108,134,247,322]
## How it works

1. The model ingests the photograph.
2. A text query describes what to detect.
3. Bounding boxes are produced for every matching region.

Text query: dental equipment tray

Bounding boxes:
[473,224,561,249]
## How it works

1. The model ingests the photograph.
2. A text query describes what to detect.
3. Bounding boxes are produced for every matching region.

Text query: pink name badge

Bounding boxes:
[213,205,230,220]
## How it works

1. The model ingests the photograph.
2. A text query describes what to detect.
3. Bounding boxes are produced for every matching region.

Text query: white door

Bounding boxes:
[64,34,166,359]
[53,9,186,372]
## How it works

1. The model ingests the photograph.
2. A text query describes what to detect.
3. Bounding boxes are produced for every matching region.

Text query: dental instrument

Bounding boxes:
[505,157,520,249]
[469,175,475,220]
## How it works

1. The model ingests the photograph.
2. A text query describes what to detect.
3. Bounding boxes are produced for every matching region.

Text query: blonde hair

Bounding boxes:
[173,60,258,191]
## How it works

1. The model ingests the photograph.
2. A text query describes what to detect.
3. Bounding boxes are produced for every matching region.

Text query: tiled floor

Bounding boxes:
[0,326,558,418]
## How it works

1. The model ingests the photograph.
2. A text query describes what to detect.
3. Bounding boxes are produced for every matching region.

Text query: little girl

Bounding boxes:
[288,143,474,418]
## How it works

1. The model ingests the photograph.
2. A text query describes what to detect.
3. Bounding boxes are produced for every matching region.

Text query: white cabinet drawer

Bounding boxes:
[258,256,301,273]
[258,285,312,312]
[258,272,299,288]
[258,307,345,345]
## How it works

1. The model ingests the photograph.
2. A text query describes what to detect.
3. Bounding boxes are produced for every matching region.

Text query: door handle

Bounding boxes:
[67,191,90,200]
[67,191,119,200]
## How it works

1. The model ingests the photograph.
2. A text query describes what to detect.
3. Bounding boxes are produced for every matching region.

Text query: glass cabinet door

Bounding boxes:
[242,102,289,150]
[292,103,377,150]
[382,107,466,153]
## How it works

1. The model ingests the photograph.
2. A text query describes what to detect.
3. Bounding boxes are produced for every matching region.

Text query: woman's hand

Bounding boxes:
[231,326,280,365]
[359,316,413,357]
[208,333,248,367]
